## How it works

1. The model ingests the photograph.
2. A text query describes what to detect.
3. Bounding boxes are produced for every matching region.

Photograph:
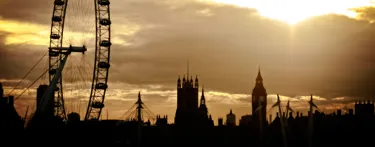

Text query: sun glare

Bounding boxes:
[207,0,373,25]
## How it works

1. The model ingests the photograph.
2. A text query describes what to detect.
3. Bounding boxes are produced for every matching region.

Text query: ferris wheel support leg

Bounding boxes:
[39,46,86,118]
[39,54,69,115]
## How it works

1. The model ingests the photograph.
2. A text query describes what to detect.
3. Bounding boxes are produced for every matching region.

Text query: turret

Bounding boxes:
[199,87,208,119]
[200,87,206,106]
[296,111,300,118]
[195,75,199,88]
[182,75,186,84]
[288,112,293,119]
[177,75,181,88]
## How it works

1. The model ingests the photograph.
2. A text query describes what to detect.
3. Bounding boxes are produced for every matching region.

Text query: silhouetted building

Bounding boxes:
[355,100,374,117]
[175,74,198,126]
[226,109,236,126]
[252,68,267,128]
[0,83,3,99]
[198,88,209,124]
[337,109,342,116]
[239,115,252,126]
[218,117,223,126]
[156,115,168,126]
[36,84,53,118]
[349,109,354,115]
[0,95,23,129]
[271,112,281,125]
[36,84,48,110]
[67,112,80,122]
[175,74,213,127]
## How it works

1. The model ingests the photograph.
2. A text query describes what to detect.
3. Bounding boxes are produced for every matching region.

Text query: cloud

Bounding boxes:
[0,0,53,25]
[351,6,375,21]
[2,0,375,123]
[8,82,358,123]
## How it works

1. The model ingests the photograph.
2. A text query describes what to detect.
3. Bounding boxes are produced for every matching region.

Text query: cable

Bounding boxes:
[14,68,49,101]
[7,52,47,96]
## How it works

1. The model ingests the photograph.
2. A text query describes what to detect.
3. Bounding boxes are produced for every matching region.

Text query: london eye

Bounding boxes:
[46,0,111,121]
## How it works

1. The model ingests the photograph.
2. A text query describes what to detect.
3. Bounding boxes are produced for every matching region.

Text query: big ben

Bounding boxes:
[252,68,267,128]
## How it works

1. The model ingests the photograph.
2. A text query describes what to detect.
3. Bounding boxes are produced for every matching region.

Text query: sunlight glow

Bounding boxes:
[0,19,137,46]
[0,20,93,46]
[207,0,373,24]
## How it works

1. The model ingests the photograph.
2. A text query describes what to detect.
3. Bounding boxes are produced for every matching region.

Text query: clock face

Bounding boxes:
[259,96,265,102]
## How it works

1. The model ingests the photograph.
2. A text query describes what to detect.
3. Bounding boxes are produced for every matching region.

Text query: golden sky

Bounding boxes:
[209,0,373,24]
[1,0,375,124]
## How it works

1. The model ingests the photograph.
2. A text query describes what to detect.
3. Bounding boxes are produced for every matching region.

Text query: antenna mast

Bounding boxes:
[187,60,190,80]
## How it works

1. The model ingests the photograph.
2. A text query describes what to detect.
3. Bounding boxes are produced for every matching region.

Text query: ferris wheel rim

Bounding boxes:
[85,0,111,121]
[47,0,111,121]
[48,0,70,120]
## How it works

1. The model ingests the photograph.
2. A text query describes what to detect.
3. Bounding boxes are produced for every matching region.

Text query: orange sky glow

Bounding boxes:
[207,0,374,24]
[1,0,374,124]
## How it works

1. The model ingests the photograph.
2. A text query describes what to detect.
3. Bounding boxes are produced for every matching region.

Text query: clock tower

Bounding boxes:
[252,67,267,127]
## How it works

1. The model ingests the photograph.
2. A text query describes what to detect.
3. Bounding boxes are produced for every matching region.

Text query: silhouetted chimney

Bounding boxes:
[296,111,300,118]
[282,112,286,118]
[218,118,223,126]
[337,109,342,116]
[315,110,319,115]
[349,109,354,115]
[177,76,181,88]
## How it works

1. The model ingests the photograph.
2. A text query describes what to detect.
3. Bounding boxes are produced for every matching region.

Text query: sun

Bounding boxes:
[205,0,372,25]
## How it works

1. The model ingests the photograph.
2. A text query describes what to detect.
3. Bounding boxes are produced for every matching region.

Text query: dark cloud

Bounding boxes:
[0,0,53,24]
[107,1,375,99]
[0,30,44,80]
[2,0,375,121]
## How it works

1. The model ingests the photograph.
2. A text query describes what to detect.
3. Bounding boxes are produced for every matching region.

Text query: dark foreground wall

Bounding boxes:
[3,117,375,147]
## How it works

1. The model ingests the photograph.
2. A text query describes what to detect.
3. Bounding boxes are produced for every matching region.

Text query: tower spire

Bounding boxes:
[137,92,142,103]
[202,85,204,96]
[256,65,263,82]
[200,85,206,105]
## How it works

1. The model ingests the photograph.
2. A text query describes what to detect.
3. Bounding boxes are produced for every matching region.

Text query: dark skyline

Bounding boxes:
[1,0,375,123]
